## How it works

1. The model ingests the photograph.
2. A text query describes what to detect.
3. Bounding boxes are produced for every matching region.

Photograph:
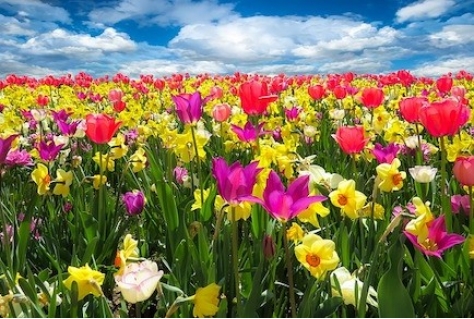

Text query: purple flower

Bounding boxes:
[231,121,267,143]
[212,157,261,206]
[171,91,204,124]
[0,134,18,164]
[122,190,146,216]
[285,106,301,122]
[57,120,80,136]
[5,149,33,167]
[371,143,400,164]
[173,166,189,185]
[51,109,72,122]
[404,216,465,258]
[245,170,326,222]
[37,140,63,162]
[451,194,470,215]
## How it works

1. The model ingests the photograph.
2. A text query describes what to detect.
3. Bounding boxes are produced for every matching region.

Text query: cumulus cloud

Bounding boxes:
[0,0,71,23]
[411,56,474,76]
[88,0,238,27]
[429,24,474,48]
[395,0,455,23]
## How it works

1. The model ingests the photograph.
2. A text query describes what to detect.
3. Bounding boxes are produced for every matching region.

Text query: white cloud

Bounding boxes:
[20,27,137,58]
[88,0,238,27]
[318,58,388,74]
[429,24,474,47]
[0,0,71,23]
[411,56,474,76]
[395,0,455,23]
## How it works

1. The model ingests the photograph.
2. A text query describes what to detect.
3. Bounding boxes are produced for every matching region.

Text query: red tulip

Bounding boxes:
[212,103,231,122]
[399,97,427,123]
[419,98,470,137]
[239,81,278,116]
[333,85,347,100]
[332,126,369,155]
[85,113,121,144]
[308,84,326,100]
[453,156,474,186]
[360,87,384,109]
[436,76,453,96]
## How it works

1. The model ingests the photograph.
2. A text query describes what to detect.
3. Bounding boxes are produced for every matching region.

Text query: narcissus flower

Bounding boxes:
[63,264,105,300]
[329,179,367,219]
[115,234,140,272]
[376,158,406,192]
[31,163,51,195]
[52,169,73,197]
[294,233,339,279]
[191,283,221,318]
[115,260,164,304]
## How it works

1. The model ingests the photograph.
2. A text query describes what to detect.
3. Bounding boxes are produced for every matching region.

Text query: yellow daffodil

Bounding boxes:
[214,195,252,221]
[376,158,406,192]
[329,180,367,219]
[405,197,435,244]
[63,264,105,301]
[359,202,385,219]
[53,169,73,197]
[93,152,115,172]
[297,202,330,228]
[31,163,51,195]
[115,234,140,274]
[469,235,474,259]
[294,233,340,279]
[286,222,305,244]
[108,134,129,159]
[92,174,107,189]
[129,147,147,172]
[191,188,210,211]
[191,283,221,318]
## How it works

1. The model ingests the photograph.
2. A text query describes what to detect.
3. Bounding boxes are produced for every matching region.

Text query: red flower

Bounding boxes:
[399,96,427,123]
[308,84,326,100]
[360,87,384,109]
[453,156,474,186]
[436,76,453,96]
[419,98,470,137]
[332,126,369,155]
[85,113,121,144]
[239,81,278,116]
[333,85,347,100]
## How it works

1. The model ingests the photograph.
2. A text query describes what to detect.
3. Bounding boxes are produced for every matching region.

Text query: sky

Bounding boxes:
[0,0,473,79]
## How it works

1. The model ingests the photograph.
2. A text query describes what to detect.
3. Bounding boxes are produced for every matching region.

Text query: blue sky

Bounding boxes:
[0,0,473,78]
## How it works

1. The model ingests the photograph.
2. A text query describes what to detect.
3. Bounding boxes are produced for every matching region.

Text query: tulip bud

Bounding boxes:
[212,103,231,122]
[262,234,276,260]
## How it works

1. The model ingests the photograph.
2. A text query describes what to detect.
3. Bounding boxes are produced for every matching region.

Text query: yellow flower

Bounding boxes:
[376,158,406,192]
[329,180,366,219]
[214,195,252,221]
[115,234,140,274]
[359,202,385,219]
[53,169,73,197]
[191,188,210,211]
[294,233,340,279]
[108,134,129,159]
[469,235,474,259]
[63,264,105,300]
[192,283,221,318]
[297,201,330,228]
[31,163,51,195]
[92,174,107,189]
[287,222,305,244]
[129,147,147,172]
[93,152,115,172]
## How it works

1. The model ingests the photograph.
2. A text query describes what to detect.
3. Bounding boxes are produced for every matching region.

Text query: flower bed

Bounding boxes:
[0,70,473,317]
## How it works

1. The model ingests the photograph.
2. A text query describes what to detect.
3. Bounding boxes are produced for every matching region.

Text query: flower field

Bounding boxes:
[0,70,474,317]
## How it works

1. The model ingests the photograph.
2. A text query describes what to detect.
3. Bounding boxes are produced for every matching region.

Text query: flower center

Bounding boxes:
[421,238,438,252]
[306,254,321,267]
[392,173,403,186]
[43,174,51,185]
[337,194,348,206]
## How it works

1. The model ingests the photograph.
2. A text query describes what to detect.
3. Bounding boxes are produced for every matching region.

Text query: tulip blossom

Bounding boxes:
[37,140,64,162]
[409,165,437,183]
[239,81,278,116]
[453,156,474,186]
[419,98,470,137]
[244,170,327,222]
[191,283,221,318]
[63,264,105,300]
[436,75,453,96]
[404,216,465,258]
[329,179,367,219]
[171,91,204,125]
[212,157,261,207]
[451,194,470,215]
[376,158,407,192]
[122,190,146,216]
[371,143,400,164]
[212,103,231,122]
[331,267,378,308]
[294,233,340,279]
[115,260,164,304]
[231,121,267,144]
[85,113,121,144]
[308,84,326,100]
[332,125,369,155]
[399,97,427,123]
[0,134,18,164]
[360,87,384,109]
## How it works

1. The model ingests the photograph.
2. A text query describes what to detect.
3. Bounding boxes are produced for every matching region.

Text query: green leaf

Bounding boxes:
[82,236,99,264]
[378,238,415,317]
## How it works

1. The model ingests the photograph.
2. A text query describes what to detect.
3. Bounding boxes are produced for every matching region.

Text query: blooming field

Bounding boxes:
[0,70,473,317]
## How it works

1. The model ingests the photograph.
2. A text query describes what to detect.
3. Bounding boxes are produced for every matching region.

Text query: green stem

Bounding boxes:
[231,207,241,317]
[439,137,452,232]
[469,186,474,234]
[190,126,204,210]
[0,170,13,272]
[282,221,297,318]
